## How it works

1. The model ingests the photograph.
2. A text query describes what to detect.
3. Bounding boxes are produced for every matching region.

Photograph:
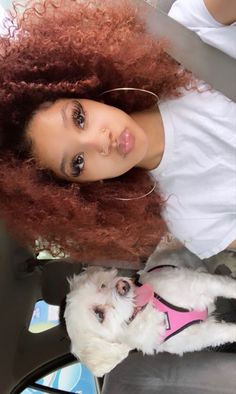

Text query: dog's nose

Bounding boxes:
[116,280,130,296]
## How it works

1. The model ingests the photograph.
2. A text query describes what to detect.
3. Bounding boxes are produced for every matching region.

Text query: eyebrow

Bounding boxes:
[61,103,68,129]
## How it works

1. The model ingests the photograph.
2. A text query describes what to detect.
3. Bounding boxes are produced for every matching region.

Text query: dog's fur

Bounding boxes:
[64,250,236,377]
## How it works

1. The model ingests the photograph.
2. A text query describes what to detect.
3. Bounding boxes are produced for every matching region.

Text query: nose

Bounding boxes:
[85,128,116,156]
[116,279,131,296]
[99,128,113,156]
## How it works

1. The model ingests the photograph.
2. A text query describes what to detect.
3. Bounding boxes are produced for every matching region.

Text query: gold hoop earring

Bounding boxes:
[113,180,157,201]
[99,87,160,104]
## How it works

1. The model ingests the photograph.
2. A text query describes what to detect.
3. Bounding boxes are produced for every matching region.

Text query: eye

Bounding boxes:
[72,100,86,129]
[101,283,106,289]
[94,307,105,324]
[71,152,85,177]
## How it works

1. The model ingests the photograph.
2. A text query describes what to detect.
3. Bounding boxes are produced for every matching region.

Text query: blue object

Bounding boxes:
[21,300,98,393]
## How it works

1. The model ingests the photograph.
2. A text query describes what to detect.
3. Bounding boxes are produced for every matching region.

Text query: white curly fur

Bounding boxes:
[64,251,236,377]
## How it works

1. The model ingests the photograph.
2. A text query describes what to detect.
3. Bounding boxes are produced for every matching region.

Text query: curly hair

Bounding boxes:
[0,0,193,265]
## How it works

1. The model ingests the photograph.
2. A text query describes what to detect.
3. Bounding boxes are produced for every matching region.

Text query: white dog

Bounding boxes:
[64,250,236,377]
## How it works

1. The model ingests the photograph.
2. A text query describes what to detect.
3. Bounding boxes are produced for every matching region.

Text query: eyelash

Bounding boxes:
[70,100,86,177]
[72,100,86,129]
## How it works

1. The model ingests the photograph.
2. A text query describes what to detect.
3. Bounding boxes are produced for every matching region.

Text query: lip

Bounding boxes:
[129,304,147,323]
[117,128,135,157]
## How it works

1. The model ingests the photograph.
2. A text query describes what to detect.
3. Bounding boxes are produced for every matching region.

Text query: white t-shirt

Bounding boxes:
[151,0,236,258]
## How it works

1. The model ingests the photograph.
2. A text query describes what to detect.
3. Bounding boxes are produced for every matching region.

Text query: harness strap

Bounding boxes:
[153,293,208,342]
[135,265,208,342]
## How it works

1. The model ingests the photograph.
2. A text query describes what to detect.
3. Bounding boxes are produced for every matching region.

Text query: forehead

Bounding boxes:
[71,271,119,307]
[26,99,72,171]
[27,99,68,140]
[88,269,118,284]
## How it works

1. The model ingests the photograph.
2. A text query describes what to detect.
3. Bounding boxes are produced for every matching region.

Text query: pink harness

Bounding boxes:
[135,265,208,342]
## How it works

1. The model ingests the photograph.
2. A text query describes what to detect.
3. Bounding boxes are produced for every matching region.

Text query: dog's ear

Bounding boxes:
[67,267,93,291]
[67,274,82,291]
[72,336,130,377]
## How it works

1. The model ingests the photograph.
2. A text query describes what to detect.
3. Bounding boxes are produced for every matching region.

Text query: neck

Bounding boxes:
[131,106,164,170]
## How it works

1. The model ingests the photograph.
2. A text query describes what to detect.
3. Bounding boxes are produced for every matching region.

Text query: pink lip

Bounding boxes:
[117,129,135,156]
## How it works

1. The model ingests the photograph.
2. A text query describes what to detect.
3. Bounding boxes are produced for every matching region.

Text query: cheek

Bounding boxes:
[111,295,134,323]
[84,156,131,182]
[99,313,121,340]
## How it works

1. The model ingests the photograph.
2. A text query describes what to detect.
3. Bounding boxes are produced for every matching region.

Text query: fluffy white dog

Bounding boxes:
[64,250,236,377]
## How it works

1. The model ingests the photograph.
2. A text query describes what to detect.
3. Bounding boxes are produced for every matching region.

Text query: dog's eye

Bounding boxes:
[94,307,105,323]
[101,283,106,288]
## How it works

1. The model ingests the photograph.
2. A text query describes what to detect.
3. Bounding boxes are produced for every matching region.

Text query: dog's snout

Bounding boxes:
[116,280,130,296]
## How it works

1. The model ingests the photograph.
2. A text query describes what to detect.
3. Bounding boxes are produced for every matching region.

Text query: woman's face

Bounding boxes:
[27,99,149,182]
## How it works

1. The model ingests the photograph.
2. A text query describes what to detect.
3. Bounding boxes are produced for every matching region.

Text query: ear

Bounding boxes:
[67,268,93,291]
[66,273,84,291]
[72,336,130,377]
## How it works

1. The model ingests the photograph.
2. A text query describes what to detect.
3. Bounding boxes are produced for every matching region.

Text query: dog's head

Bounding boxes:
[64,267,136,376]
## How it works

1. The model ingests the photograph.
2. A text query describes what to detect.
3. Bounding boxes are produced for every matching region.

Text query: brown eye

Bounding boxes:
[71,153,85,177]
[94,307,105,323]
[101,283,106,288]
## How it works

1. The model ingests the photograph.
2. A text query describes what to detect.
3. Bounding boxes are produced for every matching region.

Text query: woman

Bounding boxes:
[0,0,235,265]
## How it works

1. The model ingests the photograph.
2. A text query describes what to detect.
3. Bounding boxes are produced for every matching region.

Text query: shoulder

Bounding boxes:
[168,0,224,29]
[168,0,236,58]
[203,0,236,25]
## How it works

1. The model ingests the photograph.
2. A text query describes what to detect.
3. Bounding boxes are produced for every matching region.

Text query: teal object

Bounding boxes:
[1,0,27,10]
[1,1,12,9]
[21,300,98,393]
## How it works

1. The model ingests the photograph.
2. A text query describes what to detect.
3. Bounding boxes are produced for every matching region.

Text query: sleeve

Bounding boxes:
[168,0,236,59]
[164,215,236,259]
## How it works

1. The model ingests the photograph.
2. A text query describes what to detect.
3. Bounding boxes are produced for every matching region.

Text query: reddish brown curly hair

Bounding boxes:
[0,0,193,266]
